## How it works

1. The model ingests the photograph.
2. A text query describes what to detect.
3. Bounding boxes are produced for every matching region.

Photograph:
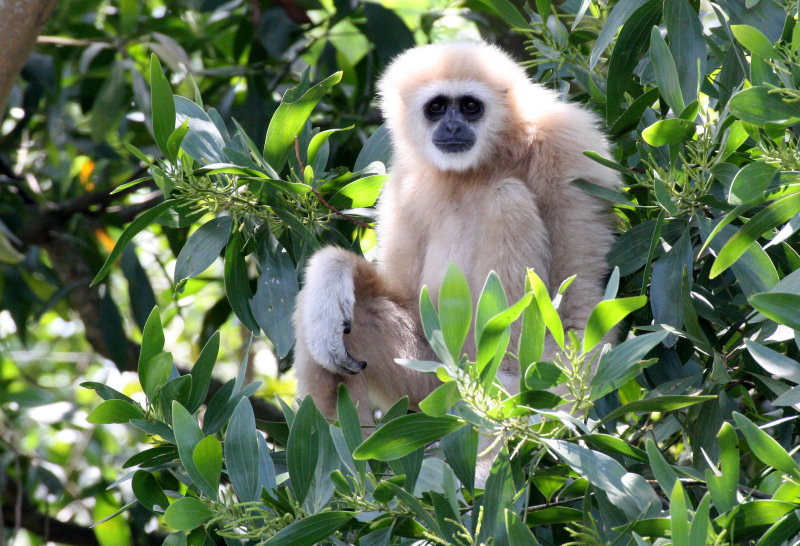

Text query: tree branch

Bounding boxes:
[0,0,60,115]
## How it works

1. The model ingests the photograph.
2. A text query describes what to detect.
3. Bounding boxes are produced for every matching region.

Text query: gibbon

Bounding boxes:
[293,42,620,424]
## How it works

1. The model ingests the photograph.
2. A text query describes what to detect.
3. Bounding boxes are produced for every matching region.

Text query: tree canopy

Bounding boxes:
[2,0,800,544]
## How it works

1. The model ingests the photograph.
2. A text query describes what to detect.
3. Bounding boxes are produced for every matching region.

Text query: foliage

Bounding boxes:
[4,0,800,544]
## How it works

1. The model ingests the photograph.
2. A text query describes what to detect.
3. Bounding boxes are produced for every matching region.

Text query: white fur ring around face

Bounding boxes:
[301,247,366,375]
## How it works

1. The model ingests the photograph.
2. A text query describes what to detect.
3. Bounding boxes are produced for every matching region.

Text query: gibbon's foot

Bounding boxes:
[336,350,367,375]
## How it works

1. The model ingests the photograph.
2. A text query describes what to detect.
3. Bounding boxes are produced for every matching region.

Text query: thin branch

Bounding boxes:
[294,137,374,230]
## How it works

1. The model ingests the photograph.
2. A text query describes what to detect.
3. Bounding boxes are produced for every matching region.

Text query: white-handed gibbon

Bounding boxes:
[293,42,620,424]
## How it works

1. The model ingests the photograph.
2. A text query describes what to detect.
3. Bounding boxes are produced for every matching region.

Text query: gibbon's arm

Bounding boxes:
[293,246,438,419]
[296,247,363,375]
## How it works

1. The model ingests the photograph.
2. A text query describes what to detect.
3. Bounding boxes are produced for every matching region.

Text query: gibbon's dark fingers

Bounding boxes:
[337,349,367,375]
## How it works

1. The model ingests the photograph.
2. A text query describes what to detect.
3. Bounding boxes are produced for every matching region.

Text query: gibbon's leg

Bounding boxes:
[293,247,437,424]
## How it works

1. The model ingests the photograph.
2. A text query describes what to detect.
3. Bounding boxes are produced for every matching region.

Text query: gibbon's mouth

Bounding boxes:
[337,351,367,375]
[433,139,475,153]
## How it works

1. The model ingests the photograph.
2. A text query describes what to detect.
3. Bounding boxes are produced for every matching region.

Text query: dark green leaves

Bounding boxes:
[87,399,143,424]
[224,229,259,333]
[174,217,233,287]
[224,398,260,502]
[730,86,800,127]
[353,414,465,461]
[163,497,213,530]
[150,54,176,158]
[264,71,343,172]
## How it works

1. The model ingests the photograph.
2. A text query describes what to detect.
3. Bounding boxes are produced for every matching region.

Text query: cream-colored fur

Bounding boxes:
[293,42,619,425]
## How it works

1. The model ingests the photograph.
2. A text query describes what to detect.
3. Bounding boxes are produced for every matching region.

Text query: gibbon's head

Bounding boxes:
[378,42,547,173]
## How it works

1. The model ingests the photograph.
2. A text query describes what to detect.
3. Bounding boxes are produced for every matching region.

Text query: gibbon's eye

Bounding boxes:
[459,96,483,119]
[425,96,448,120]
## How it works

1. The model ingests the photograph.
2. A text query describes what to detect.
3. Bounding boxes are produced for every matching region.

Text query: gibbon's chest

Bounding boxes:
[402,175,542,304]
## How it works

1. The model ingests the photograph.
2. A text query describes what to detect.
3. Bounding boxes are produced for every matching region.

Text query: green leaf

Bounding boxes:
[476,271,508,343]
[524,361,568,390]
[172,401,216,498]
[473,0,530,28]
[139,306,164,371]
[249,237,298,358]
[287,397,319,505]
[573,178,640,208]
[745,339,800,384]
[641,118,696,146]
[187,331,219,413]
[307,126,352,172]
[328,175,386,210]
[728,162,780,205]
[264,72,343,172]
[590,331,667,399]
[438,264,472,363]
[519,274,545,373]
[166,119,189,165]
[649,27,685,113]
[707,422,739,513]
[140,352,172,402]
[174,96,226,163]
[528,269,563,350]
[336,385,366,475]
[150,54,176,158]
[670,480,690,546]
[132,471,169,514]
[419,381,461,417]
[590,0,649,69]
[224,228,259,332]
[174,217,233,287]
[442,425,478,495]
[733,412,800,480]
[87,399,143,424]
[192,436,221,500]
[162,497,213,531]
[690,493,711,546]
[731,24,776,58]
[81,382,136,405]
[710,193,800,278]
[645,438,680,498]
[664,0,705,105]
[354,124,392,172]
[477,293,533,382]
[158,375,192,422]
[478,450,514,545]
[262,512,353,546]
[353,413,464,461]
[419,285,440,342]
[605,0,662,121]
[602,395,716,422]
[749,292,800,330]
[583,433,648,463]
[526,506,582,527]
[756,508,800,546]
[730,86,800,127]
[583,295,647,353]
[543,439,660,519]
[91,200,175,286]
[225,398,260,502]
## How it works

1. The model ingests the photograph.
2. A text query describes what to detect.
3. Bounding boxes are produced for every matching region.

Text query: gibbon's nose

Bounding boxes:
[444,120,462,136]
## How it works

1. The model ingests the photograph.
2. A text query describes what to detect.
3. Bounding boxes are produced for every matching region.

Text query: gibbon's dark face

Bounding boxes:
[424,95,485,154]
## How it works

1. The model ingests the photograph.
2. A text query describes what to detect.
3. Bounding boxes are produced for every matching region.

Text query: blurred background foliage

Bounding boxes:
[3,0,800,544]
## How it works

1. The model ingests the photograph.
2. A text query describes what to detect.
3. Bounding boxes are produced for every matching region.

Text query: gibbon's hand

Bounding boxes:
[302,247,367,375]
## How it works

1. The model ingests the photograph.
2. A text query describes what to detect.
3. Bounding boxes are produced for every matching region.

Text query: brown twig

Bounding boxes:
[294,137,374,230]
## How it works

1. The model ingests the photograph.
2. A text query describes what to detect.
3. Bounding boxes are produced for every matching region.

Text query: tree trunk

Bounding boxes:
[0,0,59,115]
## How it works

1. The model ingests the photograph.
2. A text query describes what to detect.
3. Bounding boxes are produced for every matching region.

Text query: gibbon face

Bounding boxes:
[378,42,533,173]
